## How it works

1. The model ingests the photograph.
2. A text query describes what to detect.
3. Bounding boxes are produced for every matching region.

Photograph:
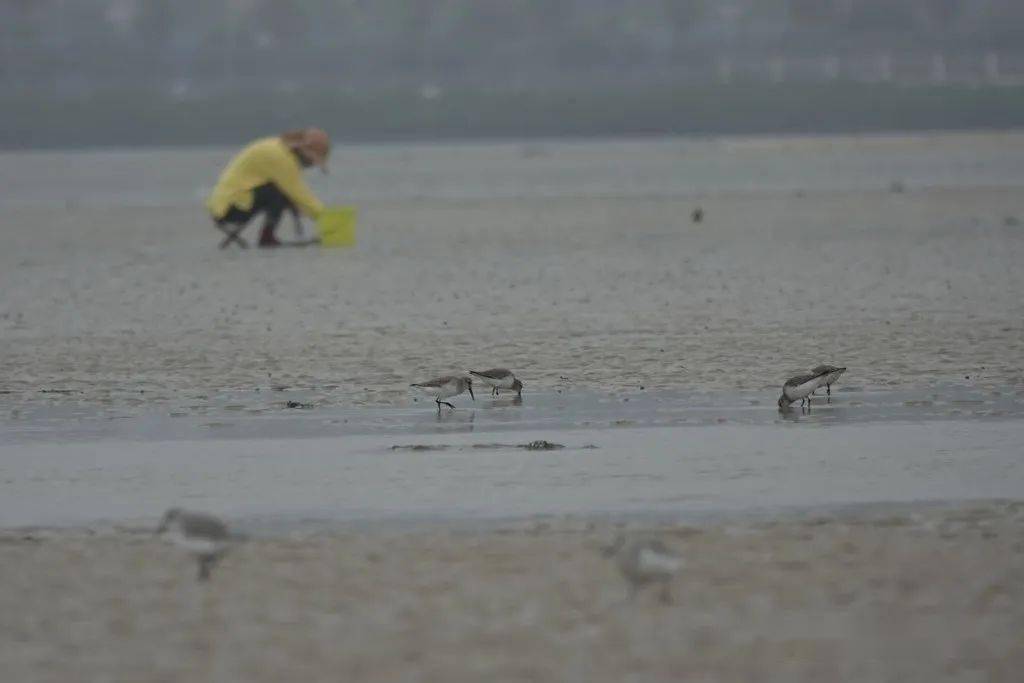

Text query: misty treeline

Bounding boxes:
[3,0,1023,91]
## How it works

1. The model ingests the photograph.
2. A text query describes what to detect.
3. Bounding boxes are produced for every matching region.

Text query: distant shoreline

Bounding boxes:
[4,127,1024,162]
[6,83,1024,150]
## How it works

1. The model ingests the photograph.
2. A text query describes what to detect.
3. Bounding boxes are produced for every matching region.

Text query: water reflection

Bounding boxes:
[488,396,523,408]
[433,409,476,432]
[776,403,851,424]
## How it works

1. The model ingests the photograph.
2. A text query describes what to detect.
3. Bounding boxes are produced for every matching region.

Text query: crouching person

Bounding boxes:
[207,127,329,248]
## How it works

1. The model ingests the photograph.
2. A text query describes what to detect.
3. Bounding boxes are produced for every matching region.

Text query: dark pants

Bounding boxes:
[215,183,295,246]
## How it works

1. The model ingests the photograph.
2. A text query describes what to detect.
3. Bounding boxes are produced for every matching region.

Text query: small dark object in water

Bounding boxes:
[522,440,564,450]
[889,180,906,193]
[1004,216,1020,227]
[285,400,314,409]
[394,441,572,452]
[691,207,703,223]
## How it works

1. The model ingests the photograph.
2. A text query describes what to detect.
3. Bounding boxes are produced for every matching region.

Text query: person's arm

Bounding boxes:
[267,152,325,219]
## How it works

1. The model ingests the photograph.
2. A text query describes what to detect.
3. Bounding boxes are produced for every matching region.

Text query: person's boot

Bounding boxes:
[258,223,282,248]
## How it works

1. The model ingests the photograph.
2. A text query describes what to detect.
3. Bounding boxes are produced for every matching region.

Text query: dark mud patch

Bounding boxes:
[391,440,595,452]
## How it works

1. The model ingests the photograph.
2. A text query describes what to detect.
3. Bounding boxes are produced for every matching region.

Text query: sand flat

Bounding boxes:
[1,502,1022,682]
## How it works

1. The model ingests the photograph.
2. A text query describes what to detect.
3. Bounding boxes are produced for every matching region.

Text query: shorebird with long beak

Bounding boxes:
[778,367,831,411]
[810,364,846,398]
[156,508,232,581]
[468,368,523,397]
[410,375,474,411]
[602,535,684,603]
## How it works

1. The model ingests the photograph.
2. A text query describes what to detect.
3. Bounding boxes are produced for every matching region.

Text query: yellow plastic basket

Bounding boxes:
[317,206,358,248]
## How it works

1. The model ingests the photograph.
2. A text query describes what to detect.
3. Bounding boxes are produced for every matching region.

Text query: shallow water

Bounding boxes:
[2,416,1022,529]
[1,383,1022,528]
[3,384,1023,445]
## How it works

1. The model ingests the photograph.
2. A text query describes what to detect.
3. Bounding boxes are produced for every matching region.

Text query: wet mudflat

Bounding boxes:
[2,135,1023,419]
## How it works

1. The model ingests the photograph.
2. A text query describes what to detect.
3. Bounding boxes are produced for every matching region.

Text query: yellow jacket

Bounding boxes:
[207,137,325,220]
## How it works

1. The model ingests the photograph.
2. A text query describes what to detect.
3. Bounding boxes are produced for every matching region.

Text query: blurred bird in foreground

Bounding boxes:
[603,535,684,603]
[156,508,232,581]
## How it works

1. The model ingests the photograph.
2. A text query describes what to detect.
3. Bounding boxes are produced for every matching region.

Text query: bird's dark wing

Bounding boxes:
[182,514,229,540]
[470,369,511,380]
[784,373,820,388]
[412,377,451,388]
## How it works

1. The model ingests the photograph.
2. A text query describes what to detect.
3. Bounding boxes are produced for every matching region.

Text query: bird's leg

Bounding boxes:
[435,399,443,413]
[827,383,831,397]
[492,387,497,396]
[440,401,455,410]
[614,583,639,606]
[197,554,217,581]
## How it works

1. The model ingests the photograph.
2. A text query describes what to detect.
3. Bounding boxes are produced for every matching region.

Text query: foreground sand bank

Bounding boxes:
[2,500,1022,682]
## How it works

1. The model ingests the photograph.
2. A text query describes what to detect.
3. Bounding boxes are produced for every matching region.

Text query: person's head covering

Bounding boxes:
[281,127,330,172]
